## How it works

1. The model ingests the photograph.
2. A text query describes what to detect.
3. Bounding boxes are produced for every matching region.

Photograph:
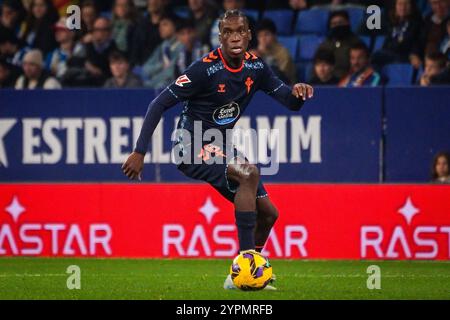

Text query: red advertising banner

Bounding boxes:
[0,184,449,260]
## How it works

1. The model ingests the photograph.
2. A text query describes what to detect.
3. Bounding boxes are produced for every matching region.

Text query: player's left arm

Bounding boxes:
[260,62,314,110]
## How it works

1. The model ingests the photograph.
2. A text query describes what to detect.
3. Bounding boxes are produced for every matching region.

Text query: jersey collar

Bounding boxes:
[217,47,245,73]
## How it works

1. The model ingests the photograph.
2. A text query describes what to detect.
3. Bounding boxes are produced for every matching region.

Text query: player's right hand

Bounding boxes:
[121,152,144,181]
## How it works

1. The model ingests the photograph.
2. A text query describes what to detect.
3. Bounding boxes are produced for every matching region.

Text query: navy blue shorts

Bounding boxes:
[175,141,268,203]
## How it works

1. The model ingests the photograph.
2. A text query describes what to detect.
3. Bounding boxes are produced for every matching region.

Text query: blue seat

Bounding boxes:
[262,10,294,35]
[360,35,372,51]
[373,35,386,52]
[242,9,259,22]
[296,62,314,82]
[295,9,329,35]
[347,7,365,32]
[278,36,299,61]
[297,35,324,61]
[173,6,190,19]
[382,63,414,86]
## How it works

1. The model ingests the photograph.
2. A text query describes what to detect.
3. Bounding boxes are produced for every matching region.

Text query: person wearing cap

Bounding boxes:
[253,18,297,85]
[15,49,62,89]
[45,17,85,79]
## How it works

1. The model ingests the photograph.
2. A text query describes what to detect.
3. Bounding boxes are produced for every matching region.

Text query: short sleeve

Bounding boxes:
[167,61,207,101]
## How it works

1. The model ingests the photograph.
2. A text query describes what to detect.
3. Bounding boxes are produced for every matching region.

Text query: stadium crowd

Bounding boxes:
[0,0,449,89]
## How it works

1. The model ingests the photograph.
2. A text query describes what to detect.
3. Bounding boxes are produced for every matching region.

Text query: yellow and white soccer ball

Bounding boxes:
[229,250,273,291]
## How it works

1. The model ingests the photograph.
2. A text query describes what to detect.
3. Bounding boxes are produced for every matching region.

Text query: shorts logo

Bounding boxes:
[212,102,240,125]
[175,74,191,87]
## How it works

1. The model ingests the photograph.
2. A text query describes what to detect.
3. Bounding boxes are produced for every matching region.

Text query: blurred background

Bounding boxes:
[0,1,449,260]
[0,0,450,89]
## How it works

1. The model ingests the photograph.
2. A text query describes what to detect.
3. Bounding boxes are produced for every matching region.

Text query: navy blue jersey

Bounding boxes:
[135,48,304,155]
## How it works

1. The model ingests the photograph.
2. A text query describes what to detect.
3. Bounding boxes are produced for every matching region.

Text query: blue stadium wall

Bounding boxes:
[0,87,449,183]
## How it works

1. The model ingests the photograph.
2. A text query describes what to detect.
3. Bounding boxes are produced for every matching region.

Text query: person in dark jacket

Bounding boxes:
[19,0,59,56]
[372,0,423,70]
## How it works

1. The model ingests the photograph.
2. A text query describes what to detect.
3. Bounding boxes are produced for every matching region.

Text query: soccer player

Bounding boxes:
[121,9,313,289]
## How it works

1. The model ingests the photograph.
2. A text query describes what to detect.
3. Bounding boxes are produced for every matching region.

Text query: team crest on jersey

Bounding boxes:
[212,102,240,125]
[175,74,191,87]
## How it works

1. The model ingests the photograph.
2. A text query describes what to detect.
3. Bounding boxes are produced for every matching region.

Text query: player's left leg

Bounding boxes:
[254,196,279,253]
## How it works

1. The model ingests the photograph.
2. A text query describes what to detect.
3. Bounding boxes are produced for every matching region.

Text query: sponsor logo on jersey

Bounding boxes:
[212,102,240,125]
[175,74,191,87]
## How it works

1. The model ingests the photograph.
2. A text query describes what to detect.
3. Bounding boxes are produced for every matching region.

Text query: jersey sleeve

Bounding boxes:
[166,60,207,101]
[259,61,304,111]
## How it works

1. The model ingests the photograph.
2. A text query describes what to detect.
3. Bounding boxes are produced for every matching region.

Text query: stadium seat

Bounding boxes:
[278,36,299,61]
[262,10,295,35]
[373,35,386,52]
[297,35,324,61]
[347,7,365,32]
[360,36,372,51]
[242,9,259,22]
[382,63,414,86]
[174,6,190,19]
[295,9,329,36]
[296,62,314,82]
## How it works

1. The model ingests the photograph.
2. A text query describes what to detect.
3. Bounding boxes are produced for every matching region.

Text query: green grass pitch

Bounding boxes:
[0,258,449,299]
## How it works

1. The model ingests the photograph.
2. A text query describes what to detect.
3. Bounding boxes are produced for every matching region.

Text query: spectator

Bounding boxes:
[188,0,218,47]
[19,0,59,56]
[431,151,450,183]
[309,49,339,85]
[289,0,308,10]
[371,0,423,70]
[254,18,297,84]
[439,17,450,59]
[210,0,256,50]
[419,51,448,86]
[130,0,168,65]
[111,0,139,53]
[411,0,449,68]
[45,17,85,79]
[83,17,118,86]
[79,0,99,44]
[143,14,182,88]
[0,57,20,88]
[0,29,30,66]
[339,42,381,87]
[0,0,26,37]
[317,10,361,79]
[104,50,143,88]
[175,19,209,76]
[15,49,61,89]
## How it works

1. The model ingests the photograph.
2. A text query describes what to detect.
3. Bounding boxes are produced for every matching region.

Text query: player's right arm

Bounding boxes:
[122,62,206,180]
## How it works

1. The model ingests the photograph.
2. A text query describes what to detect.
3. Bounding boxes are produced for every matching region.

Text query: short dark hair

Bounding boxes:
[328,10,350,26]
[425,52,447,69]
[314,49,335,65]
[256,18,277,35]
[431,151,450,180]
[109,50,128,63]
[350,41,370,57]
[218,9,249,31]
[176,18,195,32]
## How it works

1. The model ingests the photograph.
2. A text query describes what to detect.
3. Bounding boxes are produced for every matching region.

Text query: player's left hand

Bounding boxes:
[292,83,314,101]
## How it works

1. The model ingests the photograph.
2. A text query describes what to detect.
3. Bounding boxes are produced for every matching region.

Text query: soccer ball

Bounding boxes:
[229,250,273,291]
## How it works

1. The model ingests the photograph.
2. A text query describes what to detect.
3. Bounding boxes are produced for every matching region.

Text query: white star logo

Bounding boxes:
[0,119,17,168]
[398,196,419,225]
[5,195,26,223]
[199,197,219,224]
